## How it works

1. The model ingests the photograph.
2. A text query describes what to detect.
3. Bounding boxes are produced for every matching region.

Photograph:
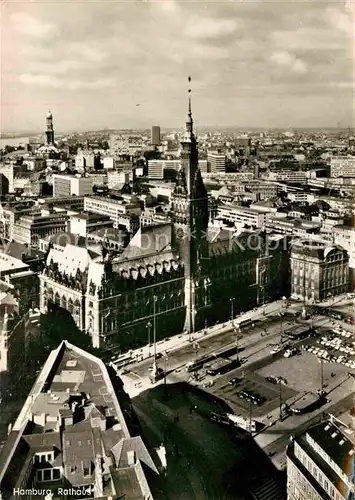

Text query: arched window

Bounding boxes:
[61,296,67,309]
[68,298,73,314]
[74,299,80,316]
[54,292,60,305]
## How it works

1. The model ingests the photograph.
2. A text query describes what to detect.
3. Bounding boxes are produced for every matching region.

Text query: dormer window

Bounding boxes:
[33,452,54,464]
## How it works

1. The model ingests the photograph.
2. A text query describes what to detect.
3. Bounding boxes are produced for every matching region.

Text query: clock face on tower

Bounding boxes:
[176,227,186,240]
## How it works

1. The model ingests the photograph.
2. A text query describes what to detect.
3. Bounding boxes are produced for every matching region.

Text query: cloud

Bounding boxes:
[270,28,344,51]
[324,6,353,33]
[270,51,308,74]
[1,0,352,130]
[11,12,56,39]
[155,0,180,14]
[184,17,238,39]
[67,43,107,63]
[19,74,116,90]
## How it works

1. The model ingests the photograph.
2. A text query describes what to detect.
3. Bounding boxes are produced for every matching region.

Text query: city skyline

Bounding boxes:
[1,0,354,132]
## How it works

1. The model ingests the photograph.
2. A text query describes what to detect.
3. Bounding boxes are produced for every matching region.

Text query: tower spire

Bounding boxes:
[185,76,193,137]
[46,109,55,145]
[188,76,192,119]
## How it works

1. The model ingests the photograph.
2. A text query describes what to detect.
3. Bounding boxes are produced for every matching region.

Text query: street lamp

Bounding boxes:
[277,377,284,421]
[230,297,235,324]
[193,342,199,362]
[151,295,159,382]
[319,357,325,394]
[233,325,241,362]
[146,321,152,357]
[262,286,266,316]
[163,351,168,395]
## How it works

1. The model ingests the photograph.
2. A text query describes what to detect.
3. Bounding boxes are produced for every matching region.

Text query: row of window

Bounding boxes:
[33,452,54,464]
[36,468,61,483]
[294,443,342,500]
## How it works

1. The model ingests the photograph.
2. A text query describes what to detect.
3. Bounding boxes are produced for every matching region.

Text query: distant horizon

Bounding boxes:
[1,125,355,139]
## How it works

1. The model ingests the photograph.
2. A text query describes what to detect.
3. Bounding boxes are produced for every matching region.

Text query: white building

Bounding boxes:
[148,159,208,179]
[286,413,355,500]
[103,157,114,169]
[84,195,141,228]
[202,172,254,182]
[216,205,272,228]
[109,134,144,156]
[53,174,93,197]
[107,170,133,188]
[333,225,355,268]
[277,170,308,183]
[330,156,355,178]
[207,151,226,173]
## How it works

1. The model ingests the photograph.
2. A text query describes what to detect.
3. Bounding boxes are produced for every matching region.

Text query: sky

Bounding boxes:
[1,0,354,132]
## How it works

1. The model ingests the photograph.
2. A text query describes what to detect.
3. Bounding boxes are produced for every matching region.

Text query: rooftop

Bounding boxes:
[0,341,157,500]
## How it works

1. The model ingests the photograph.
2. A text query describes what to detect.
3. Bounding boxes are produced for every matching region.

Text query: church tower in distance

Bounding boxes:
[46,110,55,145]
[171,80,210,333]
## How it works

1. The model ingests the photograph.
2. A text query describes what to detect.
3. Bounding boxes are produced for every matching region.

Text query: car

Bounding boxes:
[229,377,242,386]
[270,346,282,355]
[265,376,278,384]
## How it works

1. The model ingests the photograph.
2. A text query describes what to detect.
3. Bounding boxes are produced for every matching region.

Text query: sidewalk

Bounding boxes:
[254,374,354,450]
[121,300,299,399]
[130,298,289,364]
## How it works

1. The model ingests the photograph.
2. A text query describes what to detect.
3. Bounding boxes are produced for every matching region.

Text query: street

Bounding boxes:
[119,295,355,473]
[132,382,285,500]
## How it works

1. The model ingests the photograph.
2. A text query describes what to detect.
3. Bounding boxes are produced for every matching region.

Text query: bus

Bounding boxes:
[227,414,257,432]
[285,326,310,341]
[236,318,258,329]
[291,393,326,415]
[186,360,205,372]
[212,344,240,359]
[112,351,133,368]
[206,358,239,376]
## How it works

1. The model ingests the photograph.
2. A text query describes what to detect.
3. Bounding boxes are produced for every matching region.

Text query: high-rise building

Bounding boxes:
[235,136,251,156]
[151,125,161,146]
[53,174,93,197]
[207,151,226,173]
[286,412,355,500]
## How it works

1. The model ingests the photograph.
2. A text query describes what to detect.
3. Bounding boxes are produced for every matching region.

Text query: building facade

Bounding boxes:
[151,125,161,146]
[286,413,355,500]
[290,239,349,302]
[333,225,355,270]
[39,99,290,348]
[330,156,355,178]
[13,212,69,246]
[207,151,226,173]
[83,195,141,229]
[148,159,208,180]
[0,341,157,500]
[53,174,93,197]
